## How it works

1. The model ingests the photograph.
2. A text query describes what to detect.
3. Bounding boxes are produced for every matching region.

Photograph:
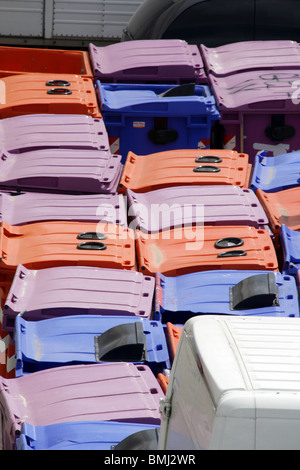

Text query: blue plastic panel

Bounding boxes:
[96,81,220,161]
[281,224,300,275]
[155,270,299,324]
[250,151,300,193]
[14,315,170,377]
[16,421,159,450]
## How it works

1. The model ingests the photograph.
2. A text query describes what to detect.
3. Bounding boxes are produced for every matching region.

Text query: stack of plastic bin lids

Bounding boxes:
[250,150,300,193]
[0,148,122,194]
[0,74,101,119]
[0,221,136,304]
[155,270,299,324]
[96,82,220,161]
[256,187,300,246]
[0,192,127,226]
[3,266,154,333]
[200,40,300,77]
[136,225,278,277]
[280,224,300,275]
[0,45,93,78]
[16,421,160,450]
[0,114,108,153]
[119,149,251,193]
[89,39,207,84]
[13,315,170,377]
[127,185,268,233]
[208,68,300,163]
[0,362,164,450]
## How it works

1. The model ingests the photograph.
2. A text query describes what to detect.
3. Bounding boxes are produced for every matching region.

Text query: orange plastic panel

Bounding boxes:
[166,322,183,363]
[157,373,169,394]
[0,220,135,273]
[0,46,93,78]
[0,74,101,119]
[119,149,250,193]
[256,188,300,241]
[136,225,278,276]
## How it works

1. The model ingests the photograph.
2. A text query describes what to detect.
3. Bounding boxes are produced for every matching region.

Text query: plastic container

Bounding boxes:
[0,46,93,78]
[89,39,206,84]
[127,185,268,233]
[0,114,108,153]
[155,270,299,324]
[200,40,300,77]
[14,315,170,376]
[136,225,278,277]
[280,224,300,275]
[250,150,300,193]
[0,148,122,194]
[0,74,101,119]
[96,81,220,162]
[16,421,159,451]
[209,69,300,163]
[0,191,127,226]
[0,362,164,450]
[3,265,154,333]
[119,149,251,193]
[256,187,300,245]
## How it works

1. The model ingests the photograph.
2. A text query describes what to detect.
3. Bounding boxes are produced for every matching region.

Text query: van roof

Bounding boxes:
[185,316,300,402]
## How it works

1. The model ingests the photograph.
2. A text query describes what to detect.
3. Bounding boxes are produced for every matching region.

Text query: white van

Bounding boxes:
[158,315,300,450]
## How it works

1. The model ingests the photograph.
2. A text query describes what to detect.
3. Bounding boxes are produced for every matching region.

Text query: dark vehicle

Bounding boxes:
[122,0,300,47]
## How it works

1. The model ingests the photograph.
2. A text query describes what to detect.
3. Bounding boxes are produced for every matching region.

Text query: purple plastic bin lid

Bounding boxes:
[0,148,122,194]
[0,114,108,153]
[126,185,268,233]
[4,265,155,327]
[209,69,300,111]
[0,362,164,449]
[200,40,300,76]
[89,40,206,84]
[0,191,127,226]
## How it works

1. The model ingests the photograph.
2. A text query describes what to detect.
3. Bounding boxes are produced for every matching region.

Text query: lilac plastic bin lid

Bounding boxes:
[89,40,206,84]
[0,362,164,450]
[0,114,108,153]
[209,69,300,111]
[0,148,122,194]
[200,40,300,77]
[126,185,268,233]
[3,265,155,332]
[0,191,127,226]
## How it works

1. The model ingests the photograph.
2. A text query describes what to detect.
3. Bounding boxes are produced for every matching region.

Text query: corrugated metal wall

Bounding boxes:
[0,0,143,42]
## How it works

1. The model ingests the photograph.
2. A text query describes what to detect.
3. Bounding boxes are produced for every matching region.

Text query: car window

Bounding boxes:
[162,0,255,46]
[255,0,300,41]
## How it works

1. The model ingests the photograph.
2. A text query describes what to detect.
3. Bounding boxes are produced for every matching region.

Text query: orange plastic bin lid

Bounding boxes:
[0,46,93,78]
[119,149,250,193]
[256,187,300,235]
[166,322,183,363]
[136,225,278,276]
[0,220,135,271]
[0,74,101,119]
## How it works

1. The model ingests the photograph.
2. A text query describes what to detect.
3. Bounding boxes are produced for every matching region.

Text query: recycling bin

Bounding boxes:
[96,81,220,162]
